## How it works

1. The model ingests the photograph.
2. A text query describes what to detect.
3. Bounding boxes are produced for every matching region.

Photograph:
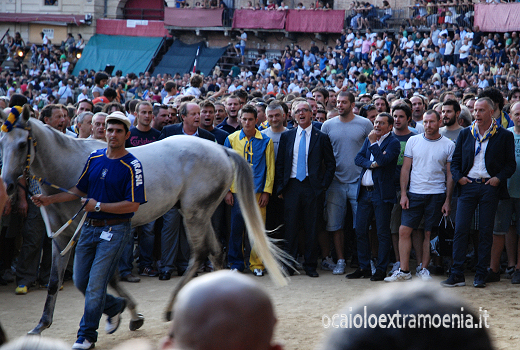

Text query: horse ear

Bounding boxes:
[21,104,32,122]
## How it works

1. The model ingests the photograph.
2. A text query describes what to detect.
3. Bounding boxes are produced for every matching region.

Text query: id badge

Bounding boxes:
[100,230,113,241]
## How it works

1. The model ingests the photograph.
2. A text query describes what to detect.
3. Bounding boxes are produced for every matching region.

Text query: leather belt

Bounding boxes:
[86,218,130,227]
[362,186,374,192]
[467,177,490,184]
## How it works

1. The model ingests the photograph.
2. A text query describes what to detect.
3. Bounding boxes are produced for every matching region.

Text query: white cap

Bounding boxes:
[105,111,131,130]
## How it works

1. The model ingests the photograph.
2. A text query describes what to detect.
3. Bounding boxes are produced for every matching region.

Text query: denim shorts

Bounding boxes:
[493,198,520,235]
[401,192,445,232]
[325,179,358,231]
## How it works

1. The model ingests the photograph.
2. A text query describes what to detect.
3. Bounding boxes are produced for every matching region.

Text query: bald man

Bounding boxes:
[161,271,282,350]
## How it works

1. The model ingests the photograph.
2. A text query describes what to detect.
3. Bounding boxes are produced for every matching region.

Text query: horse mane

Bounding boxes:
[29,117,105,153]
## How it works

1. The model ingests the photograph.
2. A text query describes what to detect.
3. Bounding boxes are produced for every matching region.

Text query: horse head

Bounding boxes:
[0,105,34,195]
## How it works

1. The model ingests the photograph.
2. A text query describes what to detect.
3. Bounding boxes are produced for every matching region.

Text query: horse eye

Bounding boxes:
[19,142,27,150]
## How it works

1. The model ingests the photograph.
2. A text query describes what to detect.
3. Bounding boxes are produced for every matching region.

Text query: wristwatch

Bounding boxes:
[95,202,102,212]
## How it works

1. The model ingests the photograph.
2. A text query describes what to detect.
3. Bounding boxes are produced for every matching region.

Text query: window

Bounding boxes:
[44,0,58,5]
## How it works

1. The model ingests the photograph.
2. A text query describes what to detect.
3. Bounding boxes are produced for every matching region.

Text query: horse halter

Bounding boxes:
[1,106,38,180]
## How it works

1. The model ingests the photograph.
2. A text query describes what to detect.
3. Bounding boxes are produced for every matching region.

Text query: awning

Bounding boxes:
[0,13,84,25]
[72,34,164,76]
[153,40,227,76]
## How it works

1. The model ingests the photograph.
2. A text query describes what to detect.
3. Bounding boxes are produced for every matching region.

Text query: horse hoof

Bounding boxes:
[164,311,172,322]
[27,323,49,335]
[129,313,145,331]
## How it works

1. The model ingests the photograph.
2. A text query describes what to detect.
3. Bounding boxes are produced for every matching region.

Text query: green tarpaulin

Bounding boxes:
[72,34,164,76]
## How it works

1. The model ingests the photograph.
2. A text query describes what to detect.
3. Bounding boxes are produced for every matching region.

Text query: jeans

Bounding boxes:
[74,221,131,342]
[380,14,391,25]
[119,220,155,276]
[160,207,190,274]
[325,180,359,231]
[355,188,393,272]
[452,182,500,278]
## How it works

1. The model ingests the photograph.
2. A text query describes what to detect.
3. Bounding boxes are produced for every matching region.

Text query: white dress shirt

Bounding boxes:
[467,128,492,179]
[361,132,390,186]
[290,124,312,179]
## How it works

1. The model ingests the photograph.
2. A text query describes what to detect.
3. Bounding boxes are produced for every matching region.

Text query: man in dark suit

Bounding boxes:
[443,97,516,288]
[159,102,216,142]
[346,113,400,281]
[275,99,336,277]
[157,102,216,280]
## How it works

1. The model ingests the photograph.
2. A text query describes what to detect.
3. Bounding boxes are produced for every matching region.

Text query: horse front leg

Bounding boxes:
[108,274,144,331]
[28,236,70,335]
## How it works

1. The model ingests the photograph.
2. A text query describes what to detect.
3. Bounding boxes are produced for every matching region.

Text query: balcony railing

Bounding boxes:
[129,3,498,32]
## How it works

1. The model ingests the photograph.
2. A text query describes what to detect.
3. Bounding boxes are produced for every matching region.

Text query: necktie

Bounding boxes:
[296,130,306,181]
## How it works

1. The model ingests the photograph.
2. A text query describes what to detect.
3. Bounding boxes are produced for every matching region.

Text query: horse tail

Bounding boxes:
[225,148,288,286]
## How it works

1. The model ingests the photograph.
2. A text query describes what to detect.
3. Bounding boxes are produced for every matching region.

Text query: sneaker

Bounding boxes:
[332,259,346,275]
[473,275,486,288]
[415,263,423,275]
[484,268,500,283]
[388,261,400,276]
[511,270,520,284]
[105,299,126,334]
[120,274,140,283]
[139,267,159,277]
[370,259,376,275]
[72,337,95,350]
[440,274,466,287]
[15,285,28,295]
[253,268,264,277]
[417,268,433,281]
[321,256,336,271]
[505,266,515,279]
[384,269,412,282]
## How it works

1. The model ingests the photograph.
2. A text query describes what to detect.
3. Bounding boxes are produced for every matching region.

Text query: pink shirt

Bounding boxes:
[362,40,371,54]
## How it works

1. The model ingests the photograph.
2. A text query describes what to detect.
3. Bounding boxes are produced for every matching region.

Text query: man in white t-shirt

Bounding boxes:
[385,110,455,282]
[354,33,363,60]
[234,29,247,64]
[346,28,355,52]
[459,38,471,63]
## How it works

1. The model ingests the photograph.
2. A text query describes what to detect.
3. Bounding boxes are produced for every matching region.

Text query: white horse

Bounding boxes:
[0,107,287,334]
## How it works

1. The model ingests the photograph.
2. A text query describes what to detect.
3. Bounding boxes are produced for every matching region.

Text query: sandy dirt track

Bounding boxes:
[1,269,519,349]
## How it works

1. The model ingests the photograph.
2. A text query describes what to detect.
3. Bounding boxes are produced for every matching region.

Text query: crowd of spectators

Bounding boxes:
[2,18,520,288]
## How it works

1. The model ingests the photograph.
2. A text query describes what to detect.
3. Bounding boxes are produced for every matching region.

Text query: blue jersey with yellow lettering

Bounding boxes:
[76,149,147,219]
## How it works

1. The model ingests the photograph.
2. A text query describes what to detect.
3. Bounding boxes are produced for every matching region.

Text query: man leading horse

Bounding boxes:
[32,112,146,350]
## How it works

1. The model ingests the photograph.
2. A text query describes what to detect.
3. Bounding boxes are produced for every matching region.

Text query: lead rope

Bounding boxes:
[8,116,88,256]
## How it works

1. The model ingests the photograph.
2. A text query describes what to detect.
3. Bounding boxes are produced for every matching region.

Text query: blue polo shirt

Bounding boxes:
[76,149,147,219]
